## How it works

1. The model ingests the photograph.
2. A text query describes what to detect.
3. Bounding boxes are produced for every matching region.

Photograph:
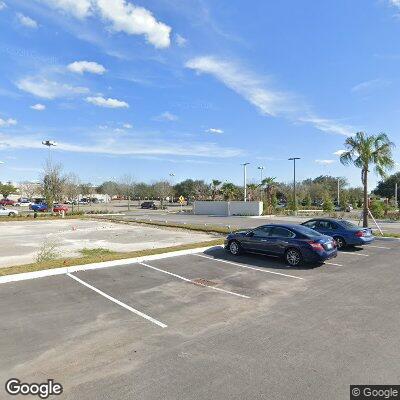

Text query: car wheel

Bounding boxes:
[285,248,302,266]
[8,212,15,217]
[228,240,241,256]
[334,236,346,249]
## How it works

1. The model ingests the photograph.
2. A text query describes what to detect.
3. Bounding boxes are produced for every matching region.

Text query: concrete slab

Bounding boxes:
[0,219,216,268]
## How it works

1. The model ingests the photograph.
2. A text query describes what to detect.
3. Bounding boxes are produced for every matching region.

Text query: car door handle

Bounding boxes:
[260,239,268,242]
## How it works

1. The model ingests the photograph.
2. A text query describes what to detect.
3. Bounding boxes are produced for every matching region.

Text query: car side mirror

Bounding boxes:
[246,231,254,237]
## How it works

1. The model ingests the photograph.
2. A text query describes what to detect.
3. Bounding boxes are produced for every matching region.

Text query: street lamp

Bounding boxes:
[288,157,300,212]
[241,162,250,202]
[169,173,175,202]
[42,140,57,161]
[258,166,264,201]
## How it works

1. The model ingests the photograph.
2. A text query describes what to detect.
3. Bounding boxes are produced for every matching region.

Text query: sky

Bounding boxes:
[0,0,400,188]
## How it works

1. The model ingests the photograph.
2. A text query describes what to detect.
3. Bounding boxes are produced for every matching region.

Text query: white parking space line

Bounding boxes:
[138,262,250,299]
[340,252,369,257]
[367,245,391,250]
[66,273,167,328]
[324,261,344,267]
[194,254,304,280]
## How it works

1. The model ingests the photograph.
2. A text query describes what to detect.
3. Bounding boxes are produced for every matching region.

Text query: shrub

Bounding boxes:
[370,199,385,219]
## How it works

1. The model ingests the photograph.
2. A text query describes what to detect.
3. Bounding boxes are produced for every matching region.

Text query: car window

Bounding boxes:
[270,227,295,238]
[303,220,317,229]
[339,220,358,229]
[318,221,336,230]
[294,225,323,237]
[252,226,273,238]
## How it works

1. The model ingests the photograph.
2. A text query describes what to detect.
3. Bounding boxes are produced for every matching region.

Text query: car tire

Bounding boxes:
[228,240,242,256]
[285,248,302,267]
[333,236,346,250]
[8,212,16,217]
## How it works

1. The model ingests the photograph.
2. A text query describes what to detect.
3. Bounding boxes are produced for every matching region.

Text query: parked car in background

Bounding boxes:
[0,198,15,206]
[30,203,69,213]
[15,198,33,207]
[141,201,158,210]
[30,203,48,212]
[0,206,18,217]
[225,224,337,266]
[301,218,374,249]
[53,204,68,213]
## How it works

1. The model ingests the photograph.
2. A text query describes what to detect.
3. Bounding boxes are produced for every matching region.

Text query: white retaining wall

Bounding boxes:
[193,201,263,216]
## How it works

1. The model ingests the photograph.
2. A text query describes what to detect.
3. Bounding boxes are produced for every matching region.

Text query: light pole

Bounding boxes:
[42,140,57,162]
[337,178,340,206]
[288,157,300,212]
[0,161,4,184]
[169,173,175,203]
[395,182,398,210]
[258,166,264,201]
[241,163,250,202]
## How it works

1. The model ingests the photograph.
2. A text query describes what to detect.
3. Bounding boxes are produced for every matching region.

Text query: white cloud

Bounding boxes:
[86,96,129,108]
[186,56,356,136]
[0,132,242,158]
[389,0,400,8]
[30,103,46,111]
[123,123,133,128]
[333,149,347,156]
[0,2,6,11]
[206,128,223,134]
[38,0,172,48]
[315,159,335,165]
[186,56,290,117]
[17,13,38,28]
[17,77,89,99]
[0,118,17,127]
[38,0,92,19]
[351,78,390,94]
[175,34,187,47]
[298,116,353,136]
[68,61,106,75]
[155,111,178,121]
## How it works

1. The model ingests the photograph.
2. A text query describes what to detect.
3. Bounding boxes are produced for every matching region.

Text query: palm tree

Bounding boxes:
[221,182,236,200]
[211,179,222,200]
[260,177,276,214]
[340,132,395,227]
[246,183,259,201]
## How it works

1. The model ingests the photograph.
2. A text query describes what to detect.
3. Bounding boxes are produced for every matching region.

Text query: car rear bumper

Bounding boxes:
[348,236,375,246]
[305,249,337,262]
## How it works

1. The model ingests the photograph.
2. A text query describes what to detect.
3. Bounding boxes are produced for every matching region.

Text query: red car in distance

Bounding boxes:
[53,204,69,213]
[0,198,15,206]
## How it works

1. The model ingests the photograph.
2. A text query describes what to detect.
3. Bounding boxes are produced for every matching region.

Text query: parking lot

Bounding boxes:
[1,238,400,400]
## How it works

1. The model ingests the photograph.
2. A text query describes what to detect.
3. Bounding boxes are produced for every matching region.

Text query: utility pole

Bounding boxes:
[42,140,57,162]
[258,166,264,201]
[288,157,300,212]
[337,178,340,206]
[241,163,250,202]
[395,182,398,210]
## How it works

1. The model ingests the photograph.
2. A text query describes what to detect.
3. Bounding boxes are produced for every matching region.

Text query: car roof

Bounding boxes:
[258,223,303,230]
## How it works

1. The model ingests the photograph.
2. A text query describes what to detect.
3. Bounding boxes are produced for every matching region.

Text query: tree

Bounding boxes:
[340,132,395,227]
[373,172,400,206]
[119,175,135,210]
[19,182,39,200]
[211,179,222,200]
[261,177,276,214]
[0,183,17,198]
[41,161,65,211]
[153,181,172,208]
[246,183,259,201]
[221,182,239,200]
[64,174,80,212]
[323,193,334,212]
[97,181,118,199]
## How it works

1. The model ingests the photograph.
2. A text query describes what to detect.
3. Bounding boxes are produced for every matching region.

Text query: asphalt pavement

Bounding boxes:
[1,238,399,399]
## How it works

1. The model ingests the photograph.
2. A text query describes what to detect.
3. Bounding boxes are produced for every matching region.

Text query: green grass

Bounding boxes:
[0,239,224,277]
[373,231,400,239]
[98,216,237,235]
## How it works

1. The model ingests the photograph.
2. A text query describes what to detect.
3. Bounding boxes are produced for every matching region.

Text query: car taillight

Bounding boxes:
[355,231,364,237]
[307,241,324,251]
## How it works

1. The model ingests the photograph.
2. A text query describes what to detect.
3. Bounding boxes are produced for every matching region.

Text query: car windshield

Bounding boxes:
[294,225,323,237]
[339,220,358,229]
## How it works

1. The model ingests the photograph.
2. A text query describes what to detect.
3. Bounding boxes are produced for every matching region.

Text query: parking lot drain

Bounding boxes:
[193,278,218,286]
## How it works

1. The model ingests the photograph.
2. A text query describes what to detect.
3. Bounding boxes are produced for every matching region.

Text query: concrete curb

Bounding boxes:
[0,245,223,285]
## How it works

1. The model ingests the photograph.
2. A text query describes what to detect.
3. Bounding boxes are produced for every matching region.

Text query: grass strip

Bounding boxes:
[0,239,224,277]
[96,216,238,235]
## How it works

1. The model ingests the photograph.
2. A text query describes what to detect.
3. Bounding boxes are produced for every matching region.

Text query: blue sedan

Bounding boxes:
[225,224,337,266]
[301,218,374,249]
